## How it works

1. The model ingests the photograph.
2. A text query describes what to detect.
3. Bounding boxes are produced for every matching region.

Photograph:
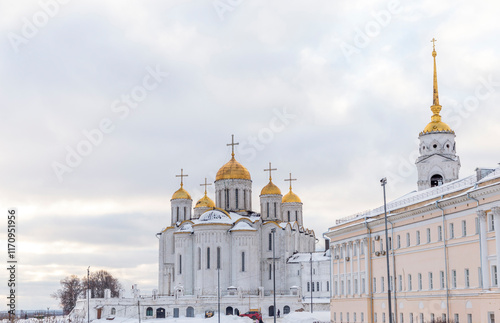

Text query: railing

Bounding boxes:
[335,175,478,226]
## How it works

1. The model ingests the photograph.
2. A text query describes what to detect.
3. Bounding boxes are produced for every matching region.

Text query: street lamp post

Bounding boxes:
[87,266,90,323]
[310,252,313,313]
[381,178,393,323]
[271,228,276,323]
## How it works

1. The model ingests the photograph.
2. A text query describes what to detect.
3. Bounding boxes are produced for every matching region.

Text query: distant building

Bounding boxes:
[72,137,331,320]
[325,43,500,323]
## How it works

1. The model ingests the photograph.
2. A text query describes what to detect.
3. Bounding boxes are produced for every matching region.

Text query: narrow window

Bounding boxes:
[225,189,229,209]
[440,271,445,289]
[198,248,201,270]
[241,252,245,272]
[373,278,377,293]
[427,228,431,243]
[428,272,433,290]
[354,278,358,294]
[307,282,310,292]
[381,277,384,292]
[176,207,179,222]
[361,241,365,255]
[274,202,277,217]
[462,220,467,237]
[406,233,410,247]
[295,210,298,221]
[438,226,443,241]
[418,273,422,290]
[465,268,470,288]
[397,235,401,249]
[398,275,402,291]
[475,217,480,234]
[243,189,247,209]
[361,278,365,293]
[408,274,412,291]
[317,282,319,291]
[312,282,315,292]
[327,281,330,291]
[207,247,210,269]
[266,202,270,218]
[217,247,221,269]
[409,313,413,323]
[388,237,392,250]
[416,231,420,245]
[493,265,498,286]
[184,207,187,220]
[452,270,457,288]
[269,264,272,280]
[268,233,272,250]
[179,255,182,274]
[467,314,472,323]
[450,223,455,239]
[235,189,239,209]
[490,213,495,231]
[287,211,290,222]
[454,314,459,323]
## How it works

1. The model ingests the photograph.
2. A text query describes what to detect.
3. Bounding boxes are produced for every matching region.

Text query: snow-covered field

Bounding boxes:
[2,311,331,323]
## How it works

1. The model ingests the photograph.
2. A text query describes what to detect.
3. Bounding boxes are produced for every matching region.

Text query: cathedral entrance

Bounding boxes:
[268,306,274,317]
[156,308,165,318]
[186,307,194,317]
[226,307,233,315]
[173,308,179,318]
[283,306,290,315]
[234,308,240,316]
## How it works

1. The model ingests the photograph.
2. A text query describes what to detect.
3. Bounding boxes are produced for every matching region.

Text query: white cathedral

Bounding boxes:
[73,139,332,320]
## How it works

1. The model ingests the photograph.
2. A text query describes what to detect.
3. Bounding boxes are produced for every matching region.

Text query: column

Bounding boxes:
[364,238,369,294]
[357,240,361,295]
[337,245,341,296]
[349,241,354,295]
[343,243,347,295]
[478,210,490,289]
[493,207,500,286]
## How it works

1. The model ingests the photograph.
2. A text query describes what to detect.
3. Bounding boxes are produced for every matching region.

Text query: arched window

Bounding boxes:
[431,174,443,187]
[176,207,179,222]
[217,247,221,269]
[225,189,229,209]
[111,308,116,315]
[287,211,290,222]
[179,254,182,274]
[283,306,290,315]
[235,189,239,209]
[243,190,247,209]
[267,202,270,218]
[268,233,272,250]
[241,252,245,272]
[146,307,153,316]
[295,210,298,221]
[269,264,272,280]
[207,247,210,269]
[184,207,187,220]
[274,202,277,217]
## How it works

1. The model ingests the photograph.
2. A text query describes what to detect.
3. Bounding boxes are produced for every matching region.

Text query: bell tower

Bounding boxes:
[415,39,460,191]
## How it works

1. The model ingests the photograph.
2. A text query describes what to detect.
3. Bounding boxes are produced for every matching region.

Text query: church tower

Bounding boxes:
[193,178,215,219]
[416,39,460,191]
[170,169,193,223]
[214,135,252,211]
[281,173,303,225]
[260,162,282,221]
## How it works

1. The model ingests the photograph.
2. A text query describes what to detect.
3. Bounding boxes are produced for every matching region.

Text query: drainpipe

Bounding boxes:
[387,219,397,322]
[364,218,374,323]
[435,196,450,322]
[322,233,333,299]
[467,189,481,289]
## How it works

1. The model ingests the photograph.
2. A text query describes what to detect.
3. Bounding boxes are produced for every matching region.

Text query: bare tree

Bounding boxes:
[51,275,84,314]
[82,270,122,298]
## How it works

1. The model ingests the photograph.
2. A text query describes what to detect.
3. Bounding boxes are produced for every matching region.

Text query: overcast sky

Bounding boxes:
[1,0,500,311]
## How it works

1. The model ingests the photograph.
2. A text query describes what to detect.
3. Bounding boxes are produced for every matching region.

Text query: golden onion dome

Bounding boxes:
[260,180,282,195]
[171,185,192,200]
[421,120,453,134]
[282,189,301,203]
[195,193,215,208]
[216,156,251,181]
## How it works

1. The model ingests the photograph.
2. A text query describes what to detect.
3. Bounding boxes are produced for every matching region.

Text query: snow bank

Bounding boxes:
[282,311,330,323]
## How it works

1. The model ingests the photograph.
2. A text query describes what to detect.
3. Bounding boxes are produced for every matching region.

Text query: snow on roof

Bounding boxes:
[230,221,256,231]
[198,210,232,224]
[287,251,330,263]
[176,222,193,233]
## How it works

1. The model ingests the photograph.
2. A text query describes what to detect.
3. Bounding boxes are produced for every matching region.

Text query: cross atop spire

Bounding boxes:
[175,169,188,187]
[226,134,239,158]
[200,178,212,195]
[284,172,297,191]
[431,37,437,51]
[264,162,277,181]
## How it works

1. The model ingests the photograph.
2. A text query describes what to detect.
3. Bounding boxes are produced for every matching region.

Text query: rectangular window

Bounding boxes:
[381,277,385,293]
[207,247,210,269]
[467,314,472,323]
[269,233,272,250]
[475,217,480,234]
[327,281,329,291]
[347,313,349,322]
[465,268,470,288]
[266,202,269,218]
[416,231,421,245]
[342,280,345,295]
[400,313,404,323]
[354,243,357,256]
[235,189,239,209]
[418,273,422,290]
[427,228,431,243]
[287,211,290,222]
[317,282,320,292]
[455,314,459,323]
[347,279,350,294]
[217,247,221,269]
[373,278,377,293]
[398,275,403,291]
[490,213,495,231]
[383,312,386,323]
[419,313,424,323]
[307,282,310,292]
[361,312,364,322]
[440,271,445,289]
[225,189,229,209]
[335,281,338,295]
[198,248,201,270]
[452,270,457,288]
[429,272,433,290]
[179,255,182,274]
[493,265,498,286]
[408,274,412,291]
[295,210,298,221]
[269,264,272,280]
[406,233,411,247]
[462,220,467,237]
[409,313,413,323]
[361,241,364,255]
[397,235,401,249]
[431,314,435,322]
[354,313,357,322]
[438,226,443,241]
[241,252,245,272]
[354,279,358,294]
[389,275,393,291]
[183,207,186,220]
[450,223,455,239]
[374,313,377,323]
[362,278,366,294]
[388,237,392,250]
[274,202,277,217]
[312,282,315,292]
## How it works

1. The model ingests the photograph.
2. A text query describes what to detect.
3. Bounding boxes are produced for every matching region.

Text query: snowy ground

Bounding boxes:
[1,311,331,323]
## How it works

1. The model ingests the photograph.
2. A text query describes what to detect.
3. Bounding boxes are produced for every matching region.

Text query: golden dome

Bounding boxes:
[282,189,301,203]
[195,193,215,208]
[260,180,282,195]
[171,185,192,200]
[421,120,453,134]
[216,156,251,181]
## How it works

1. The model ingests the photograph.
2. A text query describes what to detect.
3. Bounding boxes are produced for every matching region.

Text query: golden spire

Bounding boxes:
[420,38,453,135]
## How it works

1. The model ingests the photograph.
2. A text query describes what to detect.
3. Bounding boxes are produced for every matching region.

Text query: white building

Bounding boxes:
[72,139,332,320]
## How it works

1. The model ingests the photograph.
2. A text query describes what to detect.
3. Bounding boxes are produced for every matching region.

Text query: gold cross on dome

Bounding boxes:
[431,38,437,50]
[226,134,239,157]
[264,162,277,181]
[284,172,297,190]
[200,178,212,194]
[175,168,188,187]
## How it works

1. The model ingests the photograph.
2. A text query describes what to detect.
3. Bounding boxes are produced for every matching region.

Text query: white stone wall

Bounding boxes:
[215,179,252,211]
[170,199,193,223]
[260,195,282,221]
